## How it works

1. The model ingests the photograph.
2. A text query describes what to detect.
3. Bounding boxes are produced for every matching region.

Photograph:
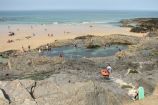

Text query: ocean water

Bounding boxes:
[0,10,158,25]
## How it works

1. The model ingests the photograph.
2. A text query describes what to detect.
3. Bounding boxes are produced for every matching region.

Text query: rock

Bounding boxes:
[120,18,158,33]
[0,89,9,105]
[104,34,140,45]
[33,74,128,105]
[153,84,158,96]
[147,32,158,37]
[0,50,19,58]
[86,44,101,49]
[16,99,37,105]
[19,80,36,94]
[75,35,94,40]
[0,80,36,105]
[130,26,148,33]
[125,95,158,105]
[125,69,140,76]
[0,73,129,105]
[116,51,127,59]
[34,80,91,105]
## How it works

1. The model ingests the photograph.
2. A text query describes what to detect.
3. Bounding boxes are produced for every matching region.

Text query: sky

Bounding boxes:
[0,0,158,11]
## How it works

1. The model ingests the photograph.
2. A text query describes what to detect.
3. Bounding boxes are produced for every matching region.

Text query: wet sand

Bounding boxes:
[0,24,145,52]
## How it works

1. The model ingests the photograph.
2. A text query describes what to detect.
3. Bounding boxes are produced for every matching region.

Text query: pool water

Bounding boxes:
[42,45,127,58]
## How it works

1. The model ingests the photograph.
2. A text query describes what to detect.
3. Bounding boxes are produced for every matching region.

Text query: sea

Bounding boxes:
[0,10,158,25]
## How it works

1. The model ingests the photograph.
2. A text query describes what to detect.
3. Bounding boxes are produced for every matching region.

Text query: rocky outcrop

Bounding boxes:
[37,34,140,52]
[103,34,140,45]
[75,35,95,40]
[120,18,158,33]
[0,80,37,105]
[0,50,19,58]
[0,89,9,105]
[126,95,158,105]
[86,44,101,49]
[146,32,158,37]
[130,27,148,33]
[153,84,158,96]
[34,77,127,105]
[0,53,99,81]
[0,75,129,105]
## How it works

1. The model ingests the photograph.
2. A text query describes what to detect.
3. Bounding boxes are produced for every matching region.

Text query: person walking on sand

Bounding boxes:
[33,33,36,36]
[22,46,25,52]
[51,34,54,37]
[28,45,31,51]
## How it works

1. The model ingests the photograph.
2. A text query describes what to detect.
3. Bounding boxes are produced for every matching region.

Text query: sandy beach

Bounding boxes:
[0,24,145,52]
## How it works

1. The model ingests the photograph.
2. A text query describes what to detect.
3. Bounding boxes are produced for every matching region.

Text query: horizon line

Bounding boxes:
[0,9,158,12]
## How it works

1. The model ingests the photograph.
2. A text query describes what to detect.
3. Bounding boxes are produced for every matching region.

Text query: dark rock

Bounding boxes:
[0,50,18,58]
[130,26,148,33]
[75,35,94,40]
[120,18,158,33]
[87,44,101,49]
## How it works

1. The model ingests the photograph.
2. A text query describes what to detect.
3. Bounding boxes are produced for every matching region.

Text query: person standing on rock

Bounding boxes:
[106,64,112,74]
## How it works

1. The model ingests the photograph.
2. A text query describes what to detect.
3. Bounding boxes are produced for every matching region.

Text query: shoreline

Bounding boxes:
[0,23,146,52]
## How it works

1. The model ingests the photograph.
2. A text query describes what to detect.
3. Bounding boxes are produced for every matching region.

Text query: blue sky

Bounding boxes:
[0,0,158,11]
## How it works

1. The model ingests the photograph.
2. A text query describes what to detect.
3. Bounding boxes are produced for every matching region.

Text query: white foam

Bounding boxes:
[53,22,58,25]
[93,21,107,24]
[82,22,89,24]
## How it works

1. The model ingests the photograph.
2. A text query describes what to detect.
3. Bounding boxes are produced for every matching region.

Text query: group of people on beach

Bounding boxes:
[21,45,31,52]
[48,33,54,37]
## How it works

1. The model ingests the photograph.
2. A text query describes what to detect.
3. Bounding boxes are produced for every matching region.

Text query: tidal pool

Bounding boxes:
[42,45,127,58]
